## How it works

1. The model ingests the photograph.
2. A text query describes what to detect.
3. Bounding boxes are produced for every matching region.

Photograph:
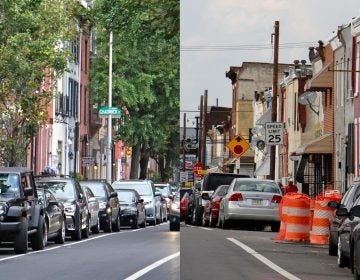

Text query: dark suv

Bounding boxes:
[79,179,121,233]
[187,172,249,226]
[0,167,46,254]
[35,176,89,240]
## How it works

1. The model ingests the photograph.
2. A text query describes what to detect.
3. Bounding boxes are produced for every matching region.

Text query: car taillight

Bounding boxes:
[271,195,282,203]
[229,193,243,201]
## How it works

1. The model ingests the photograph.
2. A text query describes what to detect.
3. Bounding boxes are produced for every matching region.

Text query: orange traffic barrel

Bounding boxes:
[274,199,286,240]
[283,193,311,242]
[310,198,337,244]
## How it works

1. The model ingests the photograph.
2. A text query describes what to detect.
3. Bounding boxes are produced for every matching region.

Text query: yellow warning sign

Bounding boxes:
[227,134,250,157]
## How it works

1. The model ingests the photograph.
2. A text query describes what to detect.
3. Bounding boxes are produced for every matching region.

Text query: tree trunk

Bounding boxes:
[139,148,149,179]
[158,156,165,181]
[130,143,141,179]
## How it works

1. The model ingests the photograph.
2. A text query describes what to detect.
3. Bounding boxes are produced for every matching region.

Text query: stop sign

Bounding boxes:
[193,162,204,176]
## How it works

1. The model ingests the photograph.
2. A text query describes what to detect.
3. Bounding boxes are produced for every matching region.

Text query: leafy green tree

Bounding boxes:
[0,0,79,166]
[90,0,179,180]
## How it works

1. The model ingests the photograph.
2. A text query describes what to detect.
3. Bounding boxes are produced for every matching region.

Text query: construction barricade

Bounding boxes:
[275,193,311,242]
[309,191,342,245]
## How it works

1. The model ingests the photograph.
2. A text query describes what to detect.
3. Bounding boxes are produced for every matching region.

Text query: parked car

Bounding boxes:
[0,168,46,254]
[187,172,250,226]
[218,178,282,231]
[81,186,100,235]
[336,192,360,269]
[180,188,193,222]
[35,176,89,241]
[155,183,172,220]
[169,191,180,231]
[79,180,120,233]
[349,204,360,278]
[37,188,66,244]
[202,184,229,227]
[112,180,161,225]
[328,182,360,256]
[116,189,146,229]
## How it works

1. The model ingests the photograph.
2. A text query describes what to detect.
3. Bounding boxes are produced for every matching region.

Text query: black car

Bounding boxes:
[169,191,180,231]
[187,173,249,226]
[79,180,121,233]
[328,182,360,256]
[0,167,46,254]
[35,176,89,241]
[116,189,146,229]
[37,188,66,244]
[349,205,360,278]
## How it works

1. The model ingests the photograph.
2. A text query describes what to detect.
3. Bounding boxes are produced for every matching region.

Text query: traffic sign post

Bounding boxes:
[265,122,284,145]
[99,106,122,118]
[227,134,250,158]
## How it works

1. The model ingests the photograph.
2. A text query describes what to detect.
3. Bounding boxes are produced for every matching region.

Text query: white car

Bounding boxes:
[218,178,282,231]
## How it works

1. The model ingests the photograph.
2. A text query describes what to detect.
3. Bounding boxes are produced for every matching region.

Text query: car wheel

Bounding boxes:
[222,218,230,230]
[338,235,349,267]
[131,215,139,229]
[270,222,280,232]
[14,217,28,254]
[202,212,209,227]
[31,215,46,250]
[113,213,121,232]
[328,234,337,256]
[209,212,217,228]
[354,247,360,280]
[104,214,113,233]
[55,218,66,244]
[169,221,180,231]
[72,215,82,241]
[82,216,90,239]
[92,215,100,234]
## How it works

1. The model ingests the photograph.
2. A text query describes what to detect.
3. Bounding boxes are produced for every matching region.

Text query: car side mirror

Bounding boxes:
[88,197,96,203]
[138,199,144,203]
[168,195,174,200]
[201,193,210,200]
[110,192,118,198]
[155,191,161,197]
[336,207,349,217]
[24,188,33,197]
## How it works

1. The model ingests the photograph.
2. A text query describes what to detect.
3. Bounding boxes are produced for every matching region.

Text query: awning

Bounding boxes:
[295,133,333,154]
[255,108,272,125]
[305,62,332,90]
[254,156,270,176]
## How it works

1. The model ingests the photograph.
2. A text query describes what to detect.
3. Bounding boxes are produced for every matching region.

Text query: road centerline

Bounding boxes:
[227,237,301,280]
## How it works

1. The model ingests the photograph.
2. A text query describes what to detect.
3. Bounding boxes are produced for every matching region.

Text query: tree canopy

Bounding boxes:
[90,0,179,180]
[0,0,79,166]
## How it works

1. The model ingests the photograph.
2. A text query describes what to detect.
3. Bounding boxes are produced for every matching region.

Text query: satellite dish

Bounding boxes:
[298,91,318,105]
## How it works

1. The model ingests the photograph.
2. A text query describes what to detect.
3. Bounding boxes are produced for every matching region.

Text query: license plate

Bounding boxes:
[251,199,262,206]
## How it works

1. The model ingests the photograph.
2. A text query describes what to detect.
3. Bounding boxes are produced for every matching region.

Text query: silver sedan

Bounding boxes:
[218,178,282,231]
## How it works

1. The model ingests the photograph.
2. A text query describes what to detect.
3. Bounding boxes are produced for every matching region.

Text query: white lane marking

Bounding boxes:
[0,223,168,262]
[227,238,301,280]
[123,251,180,280]
[201,227,213,231]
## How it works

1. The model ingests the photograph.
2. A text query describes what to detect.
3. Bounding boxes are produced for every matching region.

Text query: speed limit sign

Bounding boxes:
[265,122,283,145]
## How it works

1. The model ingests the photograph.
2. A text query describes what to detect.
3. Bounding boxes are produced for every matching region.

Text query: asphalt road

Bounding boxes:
[0,223,179,280]
[181,224,353,280]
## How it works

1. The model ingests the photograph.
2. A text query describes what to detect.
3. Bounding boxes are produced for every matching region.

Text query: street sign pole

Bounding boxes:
[107,31,113,183]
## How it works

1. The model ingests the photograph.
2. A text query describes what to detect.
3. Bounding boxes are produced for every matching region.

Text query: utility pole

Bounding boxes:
[202,90,208,166]
[270,21,279,180]
[107,31,113,183]
[198,95,203,163]
[182,113,186,187]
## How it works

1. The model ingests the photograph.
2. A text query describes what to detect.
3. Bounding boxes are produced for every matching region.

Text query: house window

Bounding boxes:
[68,78,79,118]
[70,39,79,65]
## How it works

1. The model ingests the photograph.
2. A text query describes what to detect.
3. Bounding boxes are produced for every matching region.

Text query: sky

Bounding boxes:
[180,0,360,127]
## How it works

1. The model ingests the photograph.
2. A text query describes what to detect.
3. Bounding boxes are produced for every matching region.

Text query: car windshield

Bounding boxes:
[233,181,280,193]
[156,187,170,196]
[80,182,106,197]
[116,190,135,203]
[113,183,153,196]
[0,174,21,198]
[36,181,75,200]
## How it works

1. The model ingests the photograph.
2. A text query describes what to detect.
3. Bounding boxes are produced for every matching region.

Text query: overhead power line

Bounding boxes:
[180,41,317,52]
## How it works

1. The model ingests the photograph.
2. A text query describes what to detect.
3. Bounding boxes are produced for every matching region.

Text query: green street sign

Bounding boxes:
[99,106,122,118]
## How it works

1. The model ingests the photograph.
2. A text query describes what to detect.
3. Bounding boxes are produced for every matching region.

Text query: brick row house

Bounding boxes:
[28,0,130,181]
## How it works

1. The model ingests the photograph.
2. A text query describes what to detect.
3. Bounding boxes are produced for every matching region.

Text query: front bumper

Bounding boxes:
[0,221,21,232]
[65,215,77,233]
